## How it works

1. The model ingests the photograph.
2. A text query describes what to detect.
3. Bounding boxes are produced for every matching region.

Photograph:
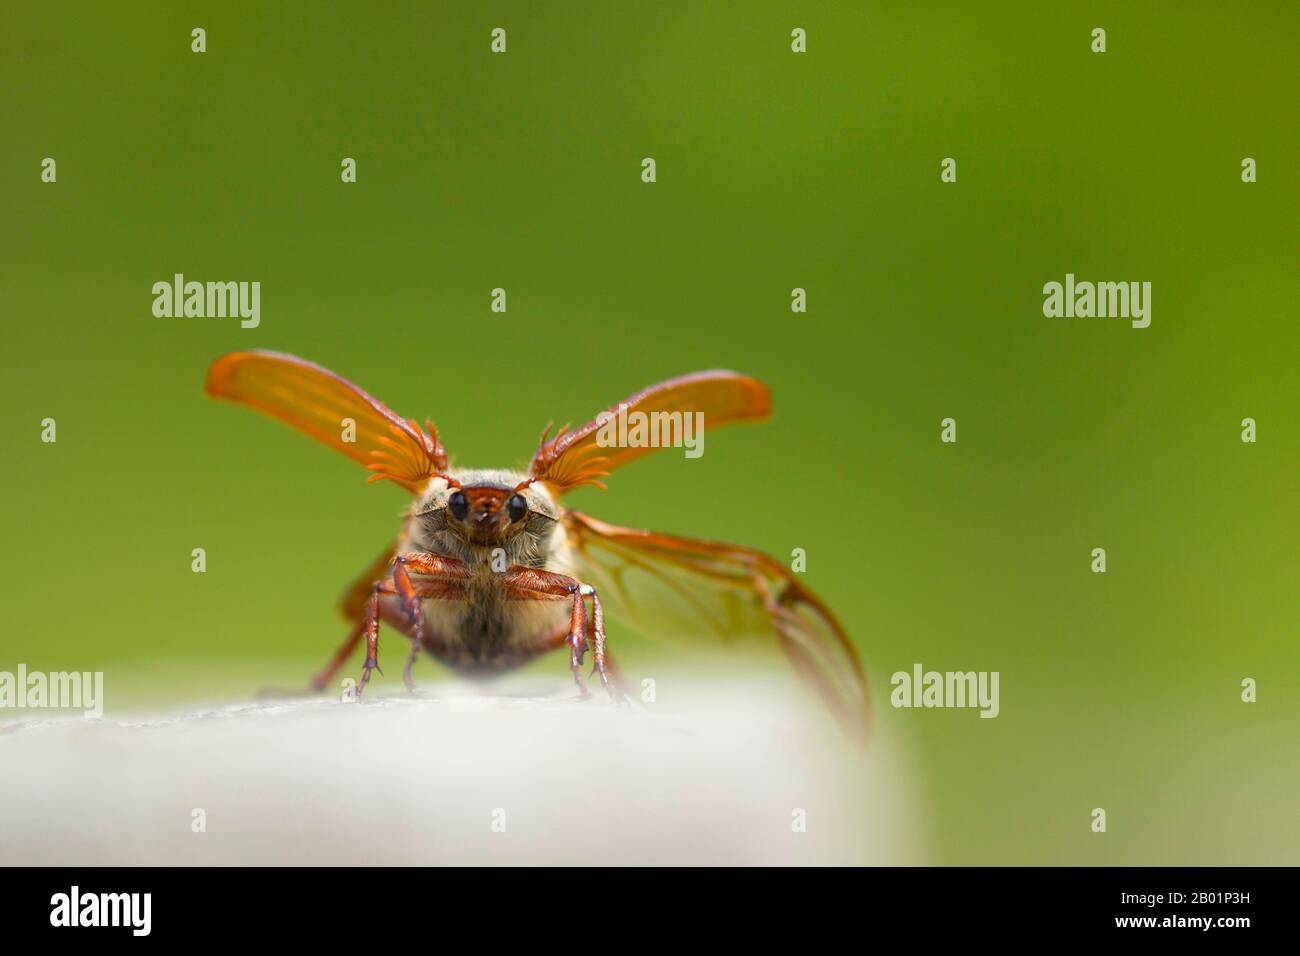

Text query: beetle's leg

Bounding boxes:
[584,587,628,704]
[583,585,613,698]
[505,568,622,701]
[394,554,471,693]
[310,544,402,692]
[568,592,590,698]
[529,616,590,699]
[550,583,591,697]
[401,636,423,692]
[357,553,470,698]
[391,557,427,693]
[357,584,389,695]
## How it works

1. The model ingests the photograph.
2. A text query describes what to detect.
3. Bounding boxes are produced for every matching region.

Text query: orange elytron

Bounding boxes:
[205,351,870,734]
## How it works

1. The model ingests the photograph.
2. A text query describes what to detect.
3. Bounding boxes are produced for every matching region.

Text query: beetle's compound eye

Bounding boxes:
[507,494,529,523]
[448,491,469,520]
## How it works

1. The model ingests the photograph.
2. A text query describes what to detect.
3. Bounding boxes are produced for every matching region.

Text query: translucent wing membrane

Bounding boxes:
[566,511,871,738]
[205,350,446,493]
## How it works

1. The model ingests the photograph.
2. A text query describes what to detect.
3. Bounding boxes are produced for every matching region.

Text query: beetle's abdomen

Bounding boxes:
[418,571,569,673]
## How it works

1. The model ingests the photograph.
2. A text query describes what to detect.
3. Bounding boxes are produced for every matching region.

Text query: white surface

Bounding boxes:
[0,680,923,865]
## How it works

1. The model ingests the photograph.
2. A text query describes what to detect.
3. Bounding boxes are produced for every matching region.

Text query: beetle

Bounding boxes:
[205,350,870,734]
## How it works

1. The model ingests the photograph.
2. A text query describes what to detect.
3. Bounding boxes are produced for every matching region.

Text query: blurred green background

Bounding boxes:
[2,1,1296,864]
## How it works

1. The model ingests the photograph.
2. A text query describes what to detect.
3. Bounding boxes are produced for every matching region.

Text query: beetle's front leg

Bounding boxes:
[506,568,619,702]
[584,586,626,703]
[359,552,469,697]
[567,587,591,699]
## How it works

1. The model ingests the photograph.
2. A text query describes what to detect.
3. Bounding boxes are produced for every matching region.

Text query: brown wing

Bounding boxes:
[529,371,770,493]
[566,511,871,738]
[205,350,447,493]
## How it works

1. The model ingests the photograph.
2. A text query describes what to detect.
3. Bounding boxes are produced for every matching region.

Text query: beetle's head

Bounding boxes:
[415,470,555,547]
[445,482,531,542]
